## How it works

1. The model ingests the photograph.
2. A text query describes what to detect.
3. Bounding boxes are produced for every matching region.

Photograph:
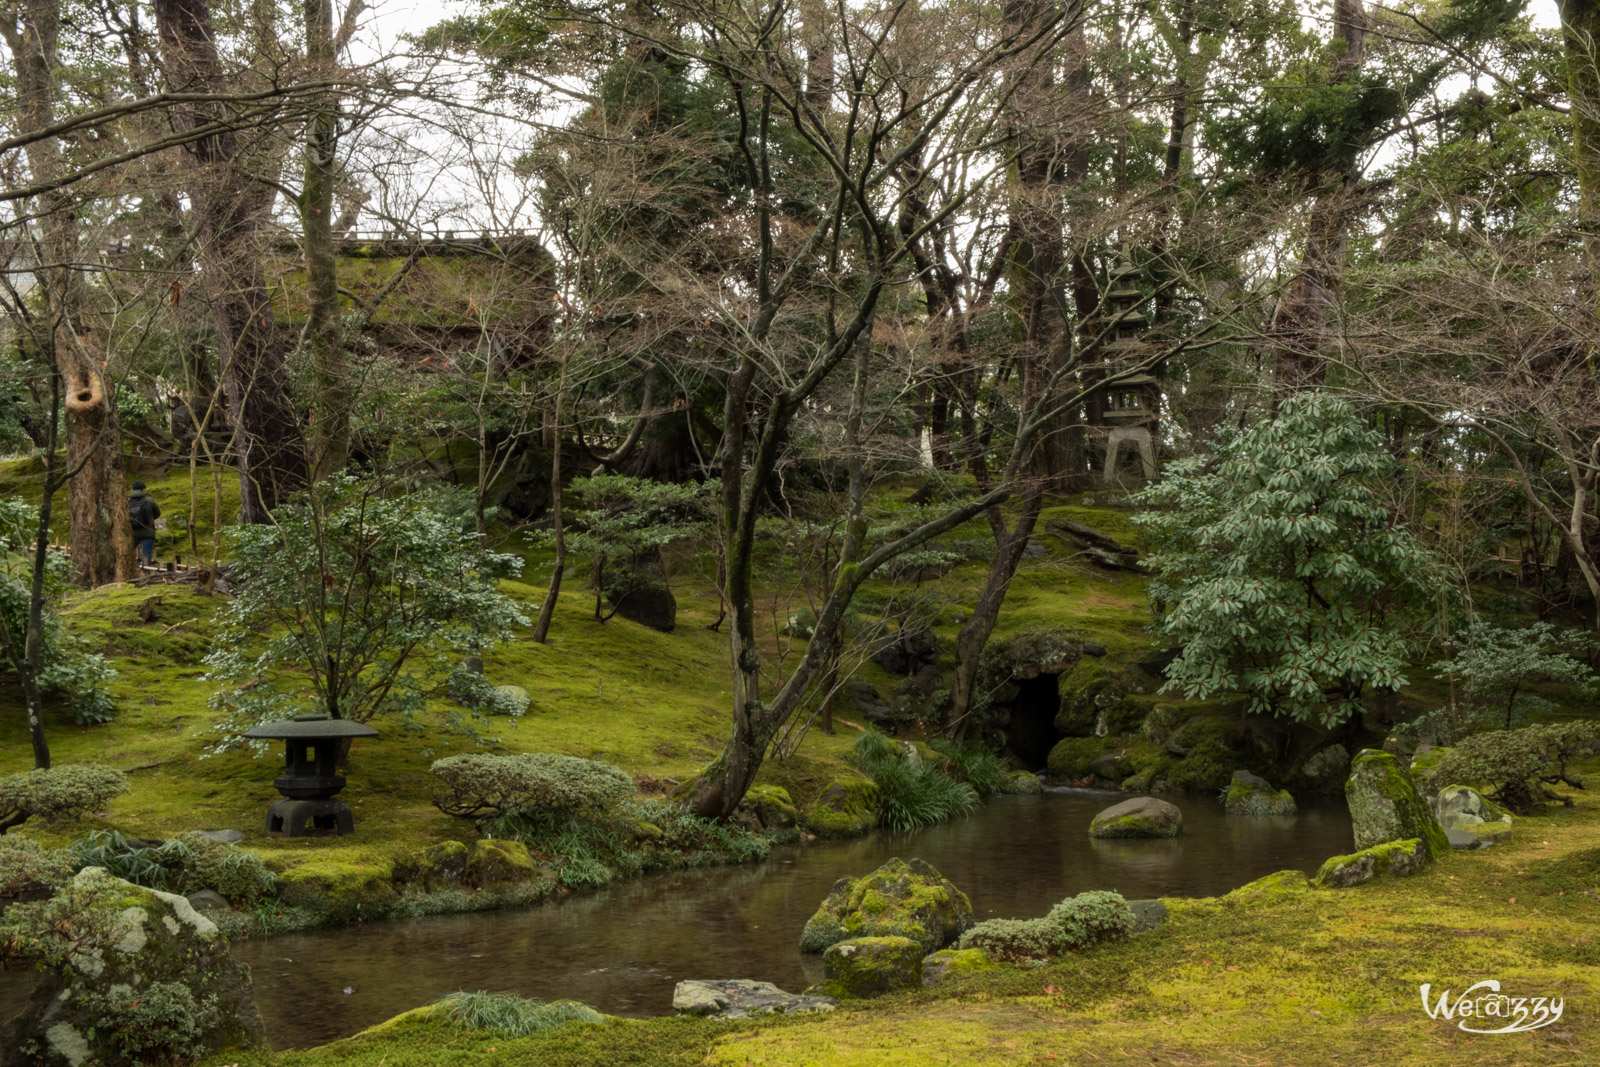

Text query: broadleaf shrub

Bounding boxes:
[0,498,118,726]
[0,764,128,833]
[431,753,636,820]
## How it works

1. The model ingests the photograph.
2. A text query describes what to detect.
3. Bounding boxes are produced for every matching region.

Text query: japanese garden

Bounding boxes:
[1,0,1598,1064]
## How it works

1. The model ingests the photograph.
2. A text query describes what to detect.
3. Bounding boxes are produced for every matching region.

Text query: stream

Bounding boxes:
[0,788,1353,1049]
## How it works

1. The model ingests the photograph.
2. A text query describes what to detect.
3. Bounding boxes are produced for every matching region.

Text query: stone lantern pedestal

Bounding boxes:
[243,716,379,838]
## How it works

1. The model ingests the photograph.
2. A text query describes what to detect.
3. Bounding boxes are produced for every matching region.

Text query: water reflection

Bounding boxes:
[0,790,1352,1050]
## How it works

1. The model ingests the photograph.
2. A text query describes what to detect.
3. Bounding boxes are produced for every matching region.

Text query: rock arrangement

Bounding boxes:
[1432,784,1513,850]
[821,936,925,998]
[1088,796,1183,838]
[671,979,836,1019]
[1314,839,1431,889]
[799,857,973,954]
[0,868,264,1065]
[1345,749,1448,859]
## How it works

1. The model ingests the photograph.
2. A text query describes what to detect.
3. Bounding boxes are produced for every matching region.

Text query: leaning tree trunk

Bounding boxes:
[155,0,307,521]
[4,0,136,585]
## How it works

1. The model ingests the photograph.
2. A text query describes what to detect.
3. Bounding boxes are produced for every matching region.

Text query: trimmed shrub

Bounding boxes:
[0,836,76,900]
[957,890,1134,964]
[431,753,636,820]
[75,980,220,1062]
[178,835,277,905]
[1046,890,1135,948]
[957,918,1064,964]
[1430,722,1600,813]
[0,764,128,833]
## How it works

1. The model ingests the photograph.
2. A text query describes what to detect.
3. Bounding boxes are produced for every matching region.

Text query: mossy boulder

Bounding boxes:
[997,769,1044,795]
[1223,770,1296,816]
[1141,704,1182,743]
[0,868,264,1064]
[467,839,539,887]
[1046,736,1116,780]
[802,777,879,839]
[821,936,925,998]
[1408,745,1451,792]
[799,857,973,954]
[1299,743,1352,788]
[1432,784,1513,831]
[1345,749,1449,860]
[741,785,800,829]
[919,947,997,989]
[671,979,836,1019]
[493,684,530,715]
[275,857,399,914]
[1054,669,1138,738]
[1089,796,1182,839]
[423,841,470,885]
[1224,869,1312,906]
[1314,838,1431,889]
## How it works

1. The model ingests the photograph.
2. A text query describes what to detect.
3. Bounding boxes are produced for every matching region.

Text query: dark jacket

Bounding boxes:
[129,489,161,539]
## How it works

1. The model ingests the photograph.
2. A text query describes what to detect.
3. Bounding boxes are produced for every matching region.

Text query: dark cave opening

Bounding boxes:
[1006,672,1065,770]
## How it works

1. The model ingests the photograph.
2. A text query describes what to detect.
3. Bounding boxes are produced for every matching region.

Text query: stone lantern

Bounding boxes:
[1098,254,1161,484]
[243,715,379,838]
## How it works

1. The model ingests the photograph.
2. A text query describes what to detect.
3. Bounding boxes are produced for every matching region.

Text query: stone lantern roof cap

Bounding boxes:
[243,716,380,740]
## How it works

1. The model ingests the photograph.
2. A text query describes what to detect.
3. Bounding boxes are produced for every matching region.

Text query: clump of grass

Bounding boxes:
[928,738,1008,796]
[434,990,605,1037]
[851,731,979,831]
[67,830,275,904]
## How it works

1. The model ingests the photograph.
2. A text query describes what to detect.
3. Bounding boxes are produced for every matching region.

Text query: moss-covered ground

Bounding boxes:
[0,462,1165,896]
[212,765,1600,1066]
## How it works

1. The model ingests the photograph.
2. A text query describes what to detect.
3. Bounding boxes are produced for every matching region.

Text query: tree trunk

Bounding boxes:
[4,0,136,587]
[1561,0,1600,298]
[943,488,1044,736]
[155,0,307,521]
[1272,0,1366,393]
[303,0,349,480]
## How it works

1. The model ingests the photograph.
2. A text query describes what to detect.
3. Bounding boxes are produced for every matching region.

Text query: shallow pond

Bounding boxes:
[0,789,1353,1049]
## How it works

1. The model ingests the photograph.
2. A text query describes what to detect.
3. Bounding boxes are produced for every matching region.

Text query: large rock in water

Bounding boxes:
[1,868,264,1065]
[802,777,879,839]
[799,858,973,954]
[1223,770,1297,816]
[671,979,836,1019]
[1345,749,1449,860]
[1089,797,1183,839]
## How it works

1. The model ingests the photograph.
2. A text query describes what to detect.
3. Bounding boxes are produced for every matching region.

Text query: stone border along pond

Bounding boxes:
[220,786,1356,1049]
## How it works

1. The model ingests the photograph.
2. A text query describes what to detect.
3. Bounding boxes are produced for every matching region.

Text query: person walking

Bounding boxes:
[129,481,161,568]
